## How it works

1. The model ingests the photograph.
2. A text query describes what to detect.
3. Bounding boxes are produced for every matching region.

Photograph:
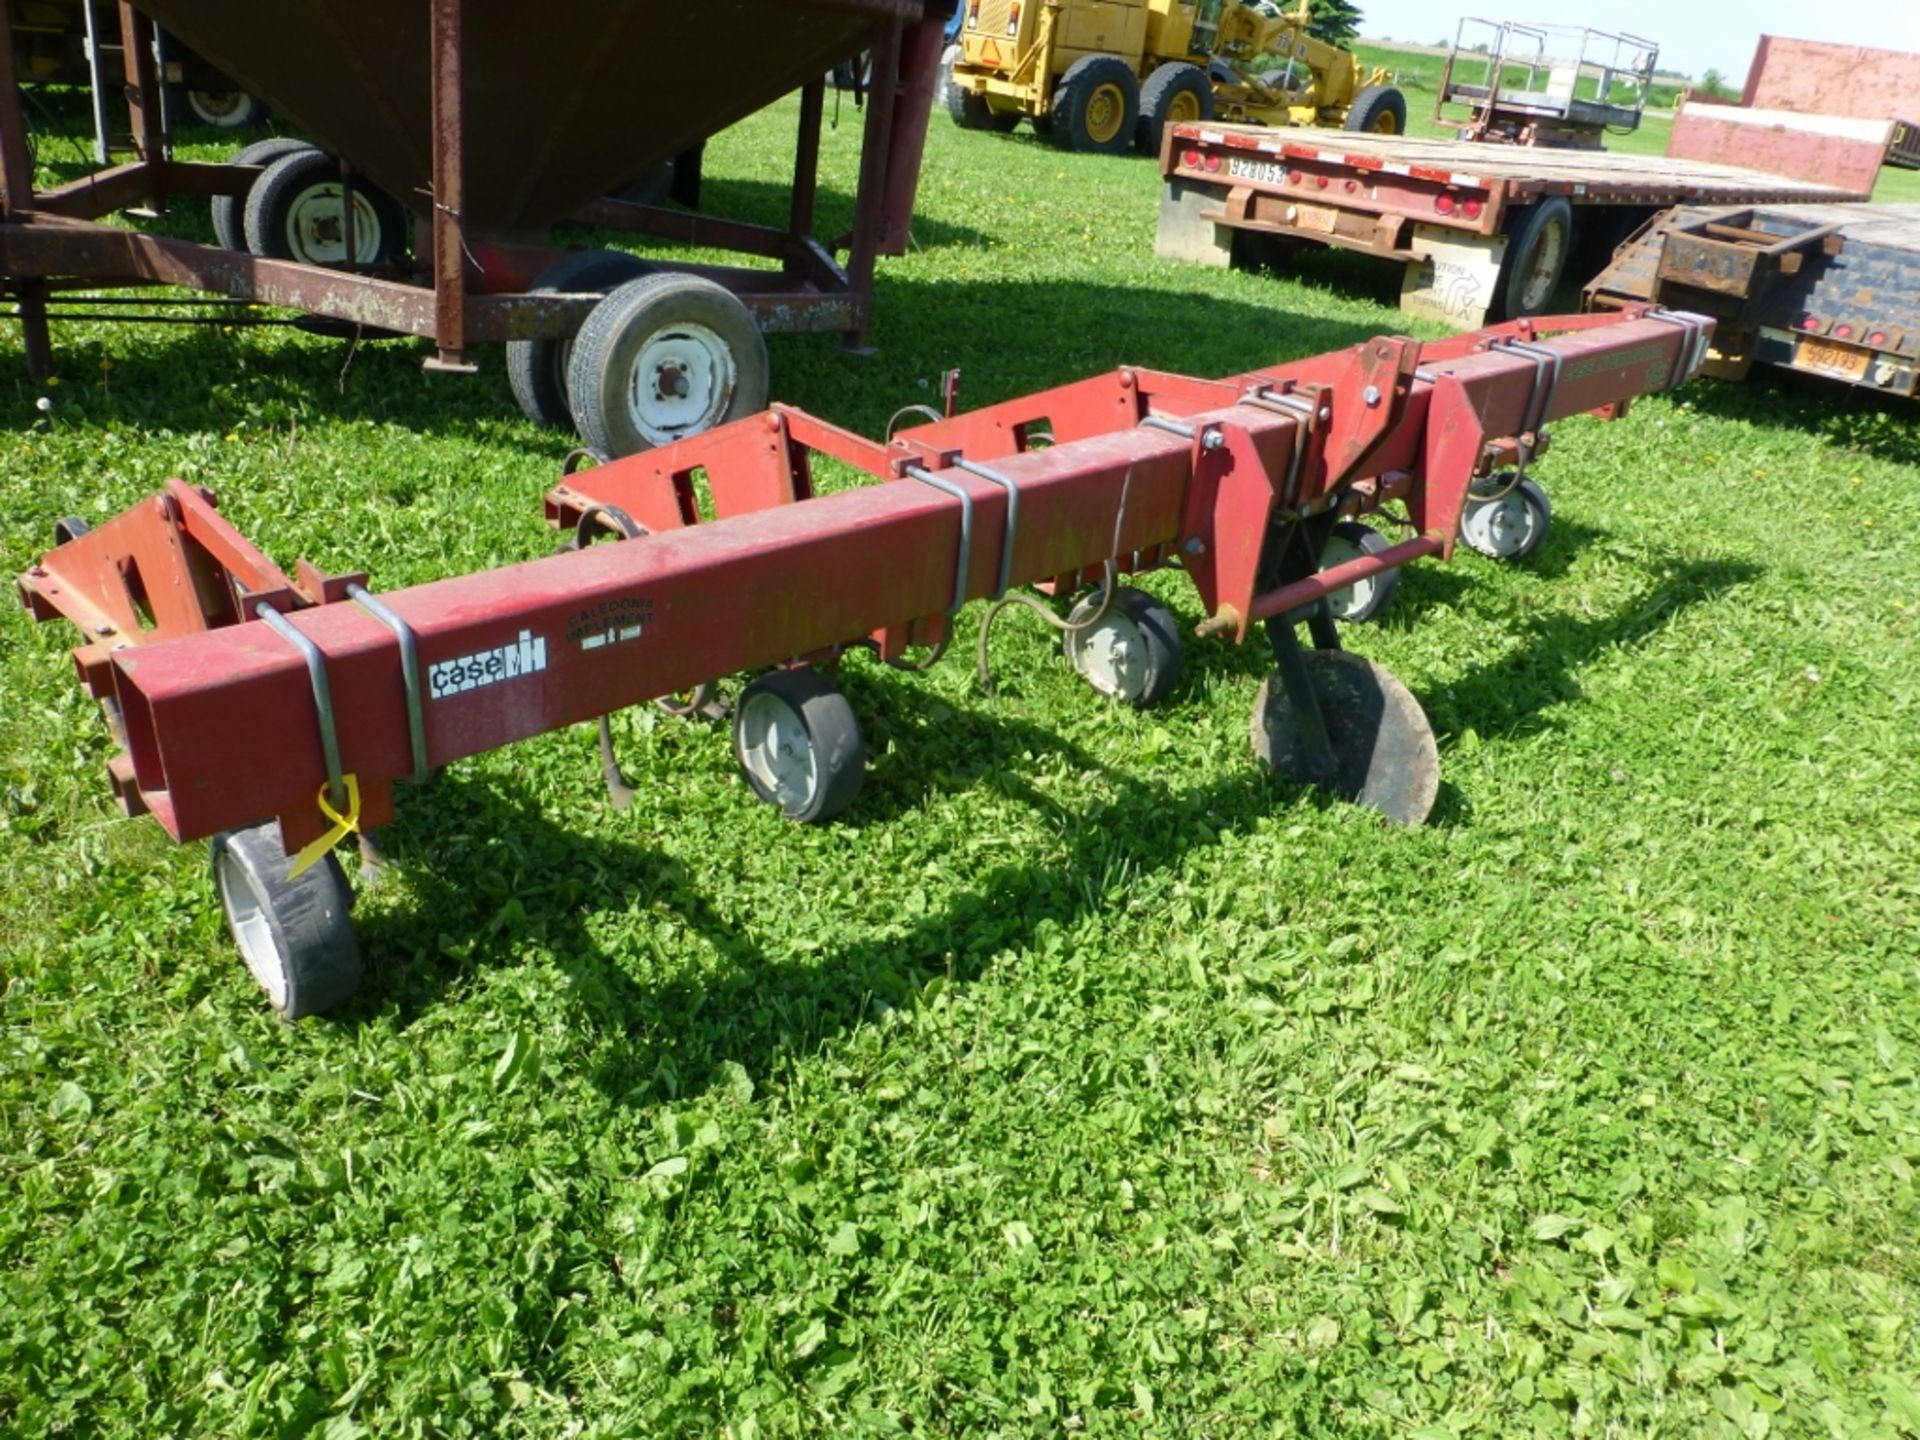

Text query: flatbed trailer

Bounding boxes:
[1155,123,1863,328]
[1586,202,1920,400]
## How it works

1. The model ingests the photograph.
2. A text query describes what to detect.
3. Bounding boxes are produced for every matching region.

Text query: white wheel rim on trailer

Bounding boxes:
[625,322,737,447]
[736,690,820,811]
[283,184,386,265]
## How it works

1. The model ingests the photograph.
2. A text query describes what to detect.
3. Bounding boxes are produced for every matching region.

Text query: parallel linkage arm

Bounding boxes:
[17,306,1710,851]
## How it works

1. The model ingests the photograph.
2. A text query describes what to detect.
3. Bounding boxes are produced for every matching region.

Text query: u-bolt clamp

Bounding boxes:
[951,458,1021,601]
[1240,386,1316,509]
[903,466,975,617]
[345,586,431,786]
[1643,308,1714,391]
[1487,336,1563,472]
[255,604,348,812]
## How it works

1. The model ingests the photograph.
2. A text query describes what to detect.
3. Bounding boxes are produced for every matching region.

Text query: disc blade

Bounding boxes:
[1250,650,1440,826]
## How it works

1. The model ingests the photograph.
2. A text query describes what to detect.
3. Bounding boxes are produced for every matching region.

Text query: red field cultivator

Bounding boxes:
[19,305,1710,1017]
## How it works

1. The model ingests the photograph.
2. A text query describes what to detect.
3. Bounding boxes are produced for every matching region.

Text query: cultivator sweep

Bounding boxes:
[19,306,1710,1016]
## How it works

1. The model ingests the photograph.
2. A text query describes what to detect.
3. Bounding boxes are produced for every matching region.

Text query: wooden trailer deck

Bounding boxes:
[1156,122,1867,328]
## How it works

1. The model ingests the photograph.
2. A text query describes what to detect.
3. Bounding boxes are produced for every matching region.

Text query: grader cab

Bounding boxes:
[945,0,1405,155]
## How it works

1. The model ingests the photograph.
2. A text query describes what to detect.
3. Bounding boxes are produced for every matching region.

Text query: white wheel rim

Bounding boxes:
[1518,217,1567,312]
[1462,489,1540,557]
[1319,535,1377,619]
[1067,609,1150,700]
[625,322,735,446]
[738,691,817,811]
[216,849,288,1011]
[284,184,384,265]
[189,90,247,124]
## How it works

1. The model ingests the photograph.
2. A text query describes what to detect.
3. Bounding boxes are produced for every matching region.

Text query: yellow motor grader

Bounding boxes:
[944,0,1405,155]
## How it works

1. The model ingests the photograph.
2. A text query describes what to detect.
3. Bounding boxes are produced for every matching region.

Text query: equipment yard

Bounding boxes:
[4,80,1920,1440]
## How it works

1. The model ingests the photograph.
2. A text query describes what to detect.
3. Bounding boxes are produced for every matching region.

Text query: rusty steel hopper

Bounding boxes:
[131,0,927,235]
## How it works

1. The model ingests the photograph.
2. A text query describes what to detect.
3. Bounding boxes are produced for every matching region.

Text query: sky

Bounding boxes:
[1355,0,1920,81]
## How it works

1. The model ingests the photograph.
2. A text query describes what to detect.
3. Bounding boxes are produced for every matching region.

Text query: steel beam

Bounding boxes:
[21,310,1710,853]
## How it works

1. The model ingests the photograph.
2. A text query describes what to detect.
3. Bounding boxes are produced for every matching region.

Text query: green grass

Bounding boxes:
[4,90,1920,1439]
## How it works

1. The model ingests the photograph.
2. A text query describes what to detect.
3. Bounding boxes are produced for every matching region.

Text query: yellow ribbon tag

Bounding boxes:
[288,774,361,880]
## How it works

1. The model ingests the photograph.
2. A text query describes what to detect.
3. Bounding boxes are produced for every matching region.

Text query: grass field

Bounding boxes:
[3,89,1920,1438]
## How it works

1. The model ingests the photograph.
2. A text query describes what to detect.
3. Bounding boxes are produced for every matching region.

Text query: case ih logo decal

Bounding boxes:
[428,631,547,699]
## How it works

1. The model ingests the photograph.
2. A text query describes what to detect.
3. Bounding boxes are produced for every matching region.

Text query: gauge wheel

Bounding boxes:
[243,148,408,266]
[1062,585,1182,708]
[566,272,769,459]
[1318,520,1402,624]
[732,668,865,824]
[210,822,362,1020]
[1459,474,1552,560]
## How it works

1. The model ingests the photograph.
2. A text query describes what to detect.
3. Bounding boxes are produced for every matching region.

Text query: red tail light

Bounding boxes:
[1286,169,1303,185]
[1869,330,1889,347]
[1835,324,1854,339]
[1344,180,1359,193]
[1204,154,1222,172]
[1181,149,1201,168]
[1801,316,1820,330]
[1462,198,1483,219]
[1435,193,1456,215]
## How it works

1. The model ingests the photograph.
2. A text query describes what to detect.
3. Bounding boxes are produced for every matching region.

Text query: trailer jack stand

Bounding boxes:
[18,307,1711,1016]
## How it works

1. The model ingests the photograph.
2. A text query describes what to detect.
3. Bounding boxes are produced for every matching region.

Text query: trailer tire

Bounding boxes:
[182,87,268,129]
[567,272,769,458]
[1344,84,1407,135]
[1050,55,1140,155]
[507,249,654,430]
[1136,62,1213,157]
[211,822,362,1020]
[1459,474,1552,560]
[1318,520,1401,623]
[1496,198,1575,319]
[244,149,408,266]
[1063,585,1182,707]
[210,138,312,252]
[733,668,865,824]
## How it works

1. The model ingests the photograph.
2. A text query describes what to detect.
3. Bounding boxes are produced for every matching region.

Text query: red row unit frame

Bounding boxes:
[20,306,1710,864]
[1156,123,1864,329]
